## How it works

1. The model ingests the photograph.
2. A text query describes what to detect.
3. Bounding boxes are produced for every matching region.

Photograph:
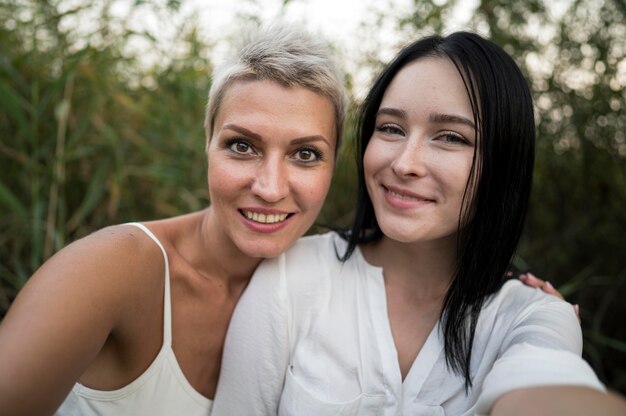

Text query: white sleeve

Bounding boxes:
[211,255,290,416]
[475,296,605,415]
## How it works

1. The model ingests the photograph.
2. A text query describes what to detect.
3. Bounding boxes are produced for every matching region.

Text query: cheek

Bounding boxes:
[455,156,475,191]
[304,169,334,205]
[444,156,476,212]
[363,142,378,180]
[207,161,250,201]
[363,139,389,190]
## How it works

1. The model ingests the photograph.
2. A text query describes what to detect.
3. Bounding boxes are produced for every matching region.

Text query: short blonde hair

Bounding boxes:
[204,23,347,150]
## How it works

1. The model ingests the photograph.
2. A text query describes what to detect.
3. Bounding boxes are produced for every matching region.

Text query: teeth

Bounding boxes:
[243,211,289,224]
[388,189,428,201]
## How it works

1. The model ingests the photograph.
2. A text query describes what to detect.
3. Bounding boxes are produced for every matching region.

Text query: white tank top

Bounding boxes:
[56,223,213,415]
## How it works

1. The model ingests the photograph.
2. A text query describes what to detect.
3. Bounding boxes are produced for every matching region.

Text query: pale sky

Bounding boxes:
[178,0,480,96]
[181,0,417,97]
[61,0,479,96]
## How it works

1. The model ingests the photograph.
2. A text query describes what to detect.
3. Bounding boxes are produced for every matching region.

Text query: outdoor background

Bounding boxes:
[1,0,625,394]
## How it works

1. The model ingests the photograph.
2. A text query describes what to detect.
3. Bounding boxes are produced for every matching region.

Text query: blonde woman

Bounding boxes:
[0,25,346,416]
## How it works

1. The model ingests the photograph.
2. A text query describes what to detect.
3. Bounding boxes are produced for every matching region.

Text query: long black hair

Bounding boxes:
[341,32,536,388]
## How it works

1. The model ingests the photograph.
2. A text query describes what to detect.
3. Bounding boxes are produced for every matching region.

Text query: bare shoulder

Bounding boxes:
[0,222,167,414]
[2,222,166,332]
[50,223,162,271]
[33,223,163,289]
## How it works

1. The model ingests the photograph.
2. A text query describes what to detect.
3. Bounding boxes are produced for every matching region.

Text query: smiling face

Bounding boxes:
[364,57,477,246]
[207,79,337,258]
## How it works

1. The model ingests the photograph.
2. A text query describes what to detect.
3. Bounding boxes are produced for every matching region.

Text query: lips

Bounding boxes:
[241,210,289,224]
[383,185,435,202]
[238,208,294,234]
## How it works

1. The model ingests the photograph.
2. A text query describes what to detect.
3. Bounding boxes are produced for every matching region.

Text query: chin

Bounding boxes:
[384,233,419,244]
[238,239,292,259]
[378,225,427,244]
[377,221,412,241]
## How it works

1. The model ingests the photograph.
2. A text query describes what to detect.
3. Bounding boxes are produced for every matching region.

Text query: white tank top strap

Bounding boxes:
[126,222,172,346]
[54,223,213,415]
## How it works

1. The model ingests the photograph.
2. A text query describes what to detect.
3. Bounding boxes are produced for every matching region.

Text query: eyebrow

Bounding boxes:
[376,108,476,129]
[376,107,407,120]
[222,123,331,147]
[222,124,261,140]
[429,112,476,129]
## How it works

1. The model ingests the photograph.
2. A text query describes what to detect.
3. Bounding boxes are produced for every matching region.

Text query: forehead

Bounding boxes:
[220,79,327,113]
[381,57,473,118]
[215,79,337,143]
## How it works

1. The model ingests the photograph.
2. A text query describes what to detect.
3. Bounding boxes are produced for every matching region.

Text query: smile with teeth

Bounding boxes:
[385,187,433,202]
[242,210,289,224]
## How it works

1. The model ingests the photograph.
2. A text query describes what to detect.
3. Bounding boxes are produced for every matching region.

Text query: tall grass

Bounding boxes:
[0,0,212,312]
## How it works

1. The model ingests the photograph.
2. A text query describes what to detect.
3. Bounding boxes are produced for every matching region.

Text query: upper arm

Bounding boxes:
[0,226,152,415]
[475,291,604,415]
[212,257,291,416]
[501,294,583,353]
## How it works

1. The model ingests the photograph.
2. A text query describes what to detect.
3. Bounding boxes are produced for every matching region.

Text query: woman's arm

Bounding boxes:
[492,386,626,416]
[475,283,604,415]
[0,227,151,415]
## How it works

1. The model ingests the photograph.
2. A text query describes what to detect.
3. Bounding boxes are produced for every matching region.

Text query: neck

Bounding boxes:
[360,235,456,301]
[202,208,264,285]
[169,209,263,291]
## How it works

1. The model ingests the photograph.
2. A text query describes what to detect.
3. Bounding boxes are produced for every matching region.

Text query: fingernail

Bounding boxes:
[574,304,580,315]
[528,272,537,279]
[545,281,554,290]
[518,273,527,280]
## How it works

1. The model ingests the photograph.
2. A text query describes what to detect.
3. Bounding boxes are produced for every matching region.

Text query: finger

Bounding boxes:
[519,273,566,300]
[518,272,544,288]
[542,280,564,300]
[574,304,580,321]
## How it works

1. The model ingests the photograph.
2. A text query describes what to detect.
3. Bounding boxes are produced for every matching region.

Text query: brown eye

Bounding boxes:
[228,139,255,155]
[298,149,314,160]
[293,147,323,163]
[235,142,249,152]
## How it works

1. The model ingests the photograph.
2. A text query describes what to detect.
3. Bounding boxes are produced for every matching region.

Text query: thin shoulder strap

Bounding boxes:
[126,222,172,346]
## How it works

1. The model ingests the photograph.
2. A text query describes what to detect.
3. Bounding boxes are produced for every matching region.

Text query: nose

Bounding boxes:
[390,138,428,178]
[251,156,289,203]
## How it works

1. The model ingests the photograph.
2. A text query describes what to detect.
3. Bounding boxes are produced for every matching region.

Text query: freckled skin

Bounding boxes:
[364,57,476,247]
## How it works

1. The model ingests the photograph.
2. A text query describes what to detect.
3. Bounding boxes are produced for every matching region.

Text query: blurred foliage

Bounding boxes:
[1,0,625,395]
[0,0,212,312]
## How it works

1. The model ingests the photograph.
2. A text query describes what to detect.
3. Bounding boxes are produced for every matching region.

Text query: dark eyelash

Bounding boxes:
[224,137,247,146]
[298,146,325,162]
[375,124,403,134]
[442,132,470,144]
[223,137,254,152]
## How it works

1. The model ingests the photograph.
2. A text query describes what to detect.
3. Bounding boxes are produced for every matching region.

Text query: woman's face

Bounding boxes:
[207,79,337,258]
[364,57,477,246]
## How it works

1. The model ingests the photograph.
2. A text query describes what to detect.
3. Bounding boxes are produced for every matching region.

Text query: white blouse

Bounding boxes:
[212,232,603,416]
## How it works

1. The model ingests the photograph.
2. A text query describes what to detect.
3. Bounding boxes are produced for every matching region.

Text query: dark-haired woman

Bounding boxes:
[212,31,616,415]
